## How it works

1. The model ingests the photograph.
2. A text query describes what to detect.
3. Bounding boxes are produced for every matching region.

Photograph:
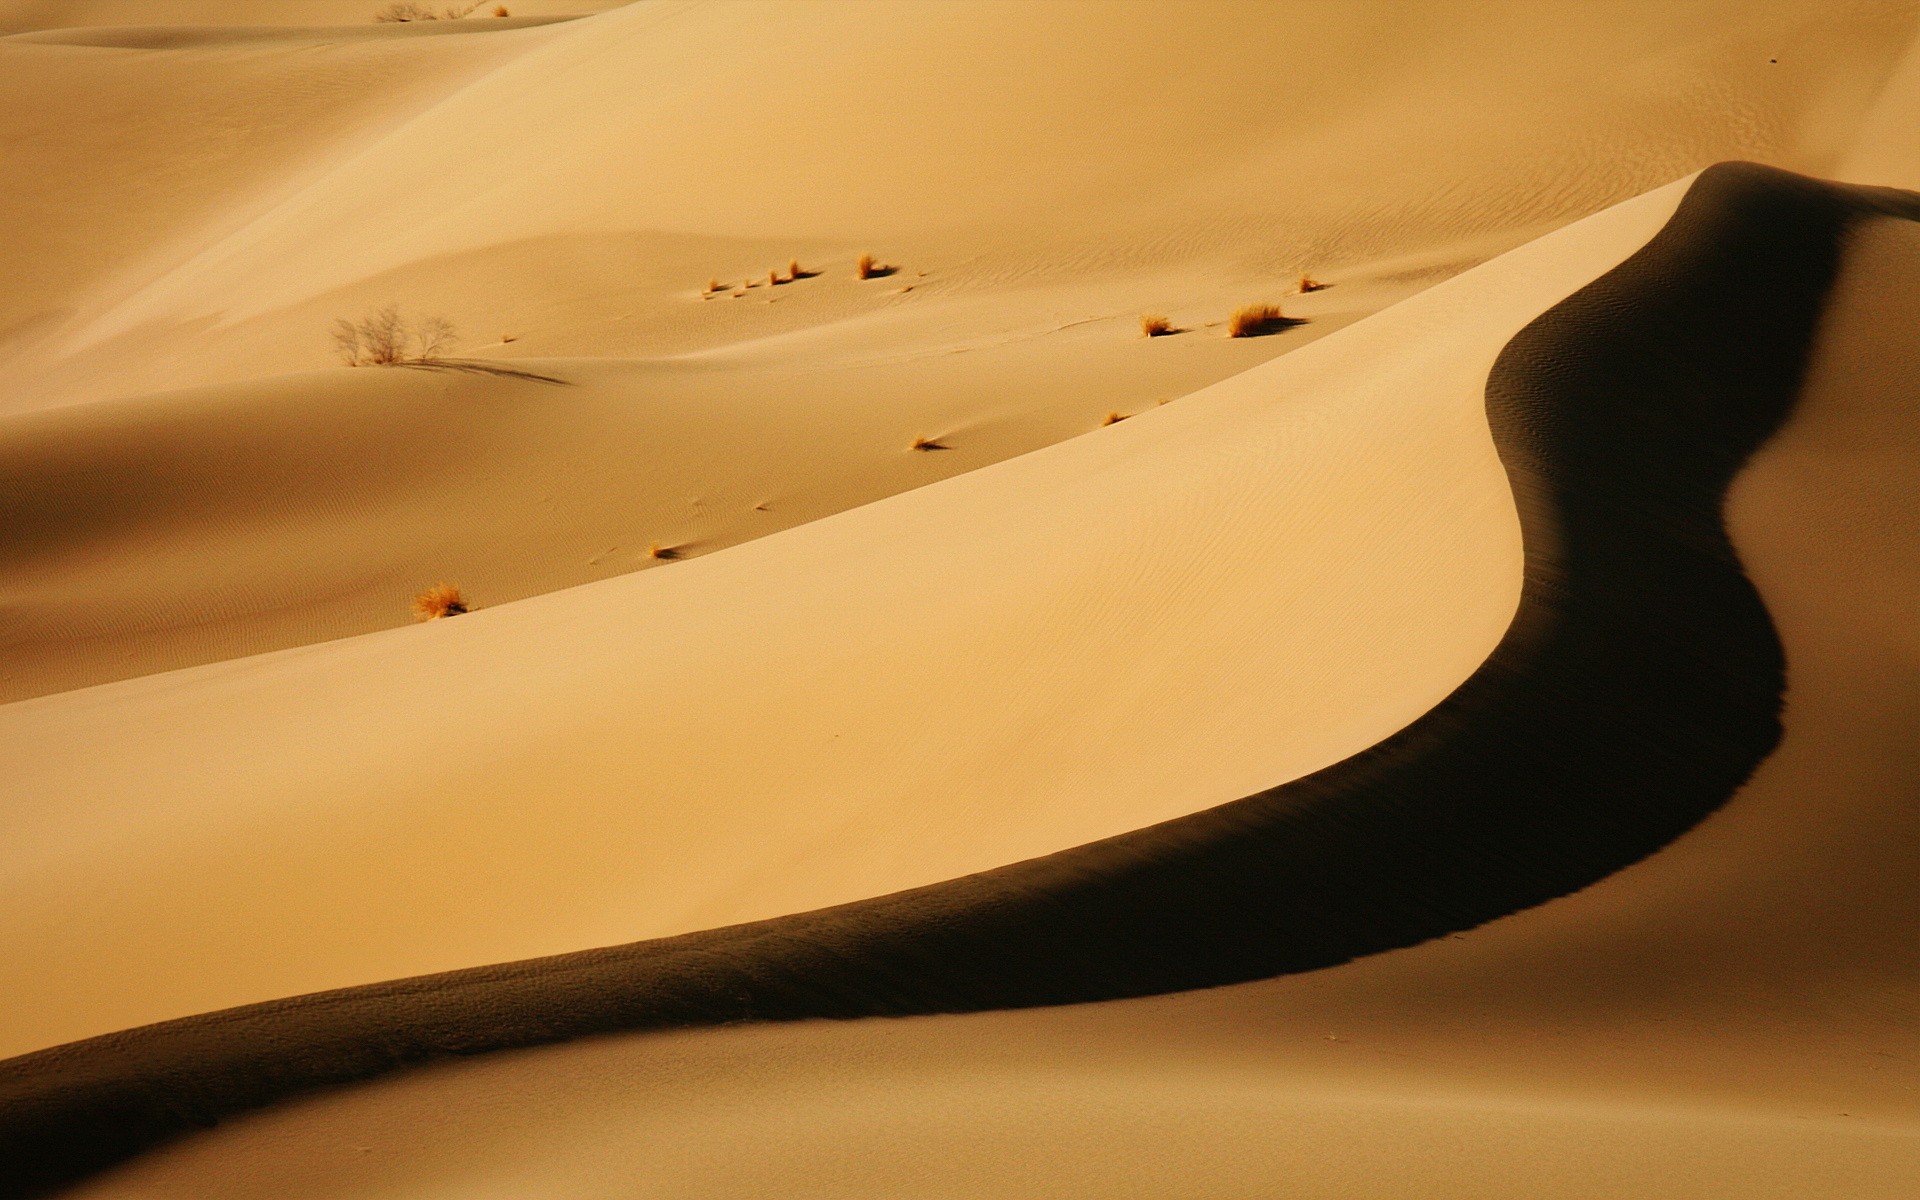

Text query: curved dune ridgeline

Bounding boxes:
[2,163,1912,1196]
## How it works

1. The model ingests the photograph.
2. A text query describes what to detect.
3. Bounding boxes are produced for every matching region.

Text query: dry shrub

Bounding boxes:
[647,543,680,561]
[1102,411,1128,426]
[1298,274,1326,293]
[910,435,945,451]
[415,315,458,360]
[377,1,480,20]
[331,305,459,365]
[1140,314,1172,338]
[412,583,468,621]
[1227,303,1293,338]
[768,269,782,286]
[856,253,884,280]
[704,278,721,294]
[493,4,510,14]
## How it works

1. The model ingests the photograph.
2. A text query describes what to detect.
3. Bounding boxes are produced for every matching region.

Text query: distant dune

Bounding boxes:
[3,2,1919,1198]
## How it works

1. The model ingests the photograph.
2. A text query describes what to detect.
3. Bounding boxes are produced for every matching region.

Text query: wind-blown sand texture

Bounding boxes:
[4,2,1920,1198]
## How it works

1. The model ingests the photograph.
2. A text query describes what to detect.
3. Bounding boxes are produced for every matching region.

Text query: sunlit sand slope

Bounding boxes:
[0,1,1909,704]
[9,162,1911,1198]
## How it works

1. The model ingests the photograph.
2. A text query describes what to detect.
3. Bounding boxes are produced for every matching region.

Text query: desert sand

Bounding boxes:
[3,2,1919,1197]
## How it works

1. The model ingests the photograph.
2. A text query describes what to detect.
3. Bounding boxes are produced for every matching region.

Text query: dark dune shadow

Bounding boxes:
[6,164,1919,1196]
[394,360,573,385]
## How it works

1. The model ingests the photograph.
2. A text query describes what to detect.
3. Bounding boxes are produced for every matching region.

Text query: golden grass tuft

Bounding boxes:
[1298,274,1326,293]
[492,4,509,14]
[704,278,721,294]
[910,434,946,451]
[1102,411,1128,426]
[787,258,803,279]
[647,543,681,561]
[412,583,468,621]
[1227,303,1292,338]
[1140,314,1172,338]
[768,269,782,286]
[857,253,883,280]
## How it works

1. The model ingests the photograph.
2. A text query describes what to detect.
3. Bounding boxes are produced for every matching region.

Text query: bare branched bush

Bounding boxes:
[331,305,459,366]
[376,1,480,21]
[330,318,364,365]
[415,315,458,361]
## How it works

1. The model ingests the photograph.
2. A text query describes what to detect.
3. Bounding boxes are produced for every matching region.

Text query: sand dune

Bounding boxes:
[5,2,1920,1197]
[3,0,1914,702]
[14,162,1920,1197]
[0,174,1692,1061]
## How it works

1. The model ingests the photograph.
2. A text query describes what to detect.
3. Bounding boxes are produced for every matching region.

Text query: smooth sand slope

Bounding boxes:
[14,162,1920,1197]
[18,159,1920,1198]
[2,0,1915,701]
[0,175,1692,1060]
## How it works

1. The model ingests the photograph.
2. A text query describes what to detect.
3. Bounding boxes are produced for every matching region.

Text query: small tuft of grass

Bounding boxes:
[1298,274,1326,294]
[1102,411,1128,426]
[1140,314,1172,338]
[412,583,469,621]
[910,435,947,451]
[857,253,897,280]
[1227,303,1297,338]
[647,543,680,561]
[492,4,509,14]
[768,268,783,286]
[704,278,721,295]
[787,258,816,280]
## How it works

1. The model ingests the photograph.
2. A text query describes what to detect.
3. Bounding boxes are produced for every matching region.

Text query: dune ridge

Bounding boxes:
[0,161,1902,1198]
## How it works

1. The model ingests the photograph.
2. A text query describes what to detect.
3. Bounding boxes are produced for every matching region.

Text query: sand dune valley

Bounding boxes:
[2,0,1919,1196]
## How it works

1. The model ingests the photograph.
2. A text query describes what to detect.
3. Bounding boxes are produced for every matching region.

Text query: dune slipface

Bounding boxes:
[0,162,1909,1197]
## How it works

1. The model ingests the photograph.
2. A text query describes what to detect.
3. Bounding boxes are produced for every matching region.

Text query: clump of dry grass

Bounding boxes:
[1102,411,1129,426]
[1227,303,1294,338]
[856,253,896,280]
[910,434,946,451]
[768,268,783,286]
[1298,274,1326,294]
[647,543,681,561]
[1140,314,1172,338]
[703,277,721,295]
[492,4,510,14]
[331,305,458,365]
[412,583,469,621]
